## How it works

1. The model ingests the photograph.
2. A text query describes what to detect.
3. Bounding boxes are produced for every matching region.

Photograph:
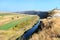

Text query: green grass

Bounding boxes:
[13,16,39,30]
[0,16,32,30]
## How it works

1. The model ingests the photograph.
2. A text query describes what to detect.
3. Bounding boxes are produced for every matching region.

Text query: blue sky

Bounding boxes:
[0,0,60,12]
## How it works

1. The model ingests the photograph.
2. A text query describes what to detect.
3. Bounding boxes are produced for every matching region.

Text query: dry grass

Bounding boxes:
[29,17,60,40]
[0,30,24,40]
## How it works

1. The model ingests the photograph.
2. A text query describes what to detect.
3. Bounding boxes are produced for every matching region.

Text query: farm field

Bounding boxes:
[0,13,40,40]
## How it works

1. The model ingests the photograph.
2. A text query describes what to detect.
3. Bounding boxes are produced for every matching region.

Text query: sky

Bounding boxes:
[0,0,60,12]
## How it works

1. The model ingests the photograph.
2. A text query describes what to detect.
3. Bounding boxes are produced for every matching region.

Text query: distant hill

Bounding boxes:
[16,11,49,19]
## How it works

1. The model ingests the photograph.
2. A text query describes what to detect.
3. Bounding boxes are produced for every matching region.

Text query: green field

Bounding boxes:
[0,13,40,40]
[0,15,39,30]
[0,16,32,30]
